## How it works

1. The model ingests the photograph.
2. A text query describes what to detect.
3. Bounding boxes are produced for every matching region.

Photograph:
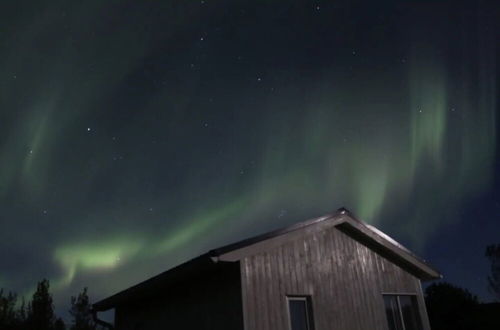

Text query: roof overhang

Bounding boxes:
[212,210,441,281]
[93,208,441,311]
[93,254,216,311]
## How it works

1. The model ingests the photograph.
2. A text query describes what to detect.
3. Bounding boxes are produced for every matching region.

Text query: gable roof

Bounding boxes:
[93,208,441,311]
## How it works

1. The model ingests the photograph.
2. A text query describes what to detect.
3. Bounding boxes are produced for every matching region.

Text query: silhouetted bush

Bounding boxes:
[486,244,500,301]
[425,282,478,329]
[425,281,500,330]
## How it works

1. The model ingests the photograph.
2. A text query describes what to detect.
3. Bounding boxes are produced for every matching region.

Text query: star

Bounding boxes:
[0,0,496,315]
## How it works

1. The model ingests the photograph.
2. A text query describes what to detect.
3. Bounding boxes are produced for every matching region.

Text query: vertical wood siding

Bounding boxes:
[240,226,431,330]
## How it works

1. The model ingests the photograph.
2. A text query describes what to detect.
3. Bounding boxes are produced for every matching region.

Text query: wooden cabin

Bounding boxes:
[93,208,441,330]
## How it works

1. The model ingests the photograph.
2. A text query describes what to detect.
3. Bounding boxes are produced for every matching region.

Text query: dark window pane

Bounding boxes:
[289,299,310,330]
[399,296,423,330]
[383,295,403,330]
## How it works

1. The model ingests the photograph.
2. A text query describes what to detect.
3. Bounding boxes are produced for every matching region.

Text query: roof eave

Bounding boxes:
[335,217,442,281]
[93,253,216,311]
[93,208,442,311]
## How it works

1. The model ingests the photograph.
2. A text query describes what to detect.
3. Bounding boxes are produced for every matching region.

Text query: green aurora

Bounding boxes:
[0,0,496,313]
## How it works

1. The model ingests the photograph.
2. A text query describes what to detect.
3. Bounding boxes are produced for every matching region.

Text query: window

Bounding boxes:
[287,296,315,330]
[383,294,423,330]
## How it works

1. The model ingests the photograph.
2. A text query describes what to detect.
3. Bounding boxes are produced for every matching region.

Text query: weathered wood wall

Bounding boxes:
[114,262,243,330]
[240,225,431,330]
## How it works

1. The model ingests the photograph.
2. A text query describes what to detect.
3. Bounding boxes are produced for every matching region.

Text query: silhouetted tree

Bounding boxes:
[69,288,95,330]
[0,289,18,329]
[17,297,27,326]
[55,317,66,330]
[27,279,55,330]
[425,282,478,330]
[485,244,500,301]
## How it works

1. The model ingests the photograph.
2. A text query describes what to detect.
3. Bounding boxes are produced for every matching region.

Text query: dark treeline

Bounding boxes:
[425,244,500,330]
[425,282,500,330]
[2,245,500,329]
[0,279,98,330]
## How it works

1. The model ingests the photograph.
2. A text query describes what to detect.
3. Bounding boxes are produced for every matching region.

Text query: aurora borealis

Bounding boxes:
[0,0,498,316]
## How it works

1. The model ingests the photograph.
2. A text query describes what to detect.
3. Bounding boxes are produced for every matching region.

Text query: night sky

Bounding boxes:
[1,0,498,316]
